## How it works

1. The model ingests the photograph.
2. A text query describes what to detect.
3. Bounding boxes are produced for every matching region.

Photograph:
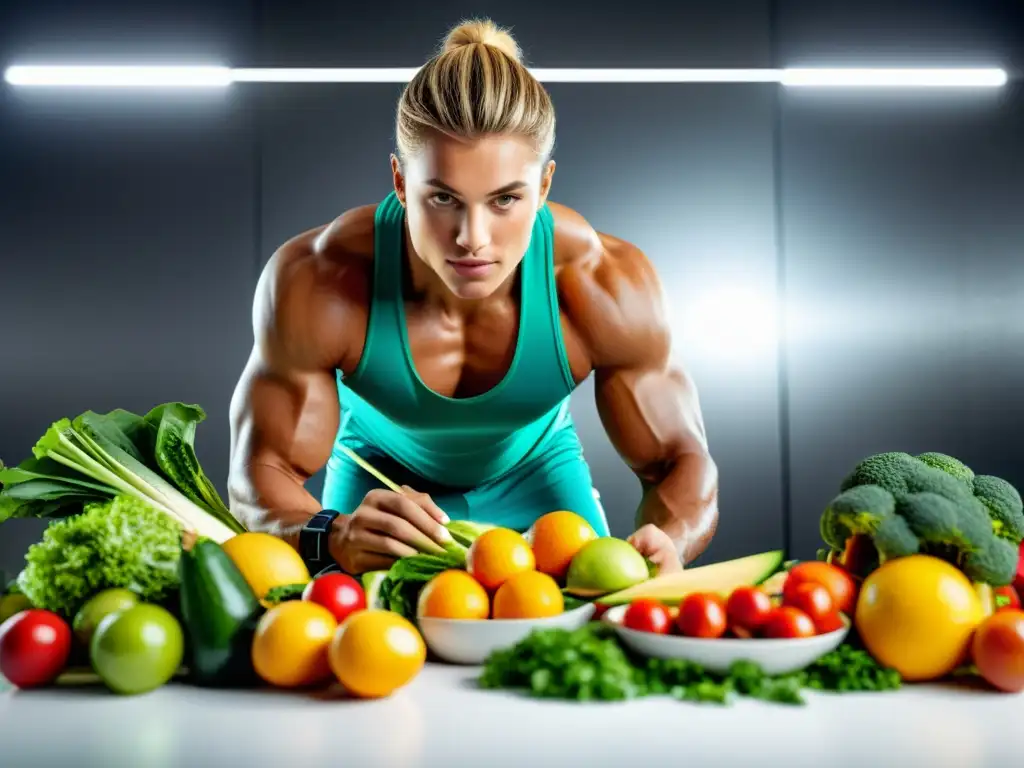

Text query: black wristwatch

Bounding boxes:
[300,509,342,575]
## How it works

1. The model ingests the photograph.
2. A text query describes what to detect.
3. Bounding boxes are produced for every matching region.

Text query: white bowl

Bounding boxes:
[418,603,597,665]
[601,604,851,676]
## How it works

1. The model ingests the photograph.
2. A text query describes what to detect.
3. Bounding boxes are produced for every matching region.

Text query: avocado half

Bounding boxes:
[594,550,785,607]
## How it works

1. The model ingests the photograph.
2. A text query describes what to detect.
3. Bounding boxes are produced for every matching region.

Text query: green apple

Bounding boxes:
[565,537,650,597]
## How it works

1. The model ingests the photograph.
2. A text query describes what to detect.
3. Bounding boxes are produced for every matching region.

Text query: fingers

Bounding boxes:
[358,530,419,560]
[369,489,452,548]
[627,524,684,575]
[627,524,661,556]
[357,506,441,555]
[342,547,404,576]
[401,485,450,525]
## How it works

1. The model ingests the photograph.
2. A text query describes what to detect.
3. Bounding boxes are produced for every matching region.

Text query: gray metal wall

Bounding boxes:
[2,1,1022,577]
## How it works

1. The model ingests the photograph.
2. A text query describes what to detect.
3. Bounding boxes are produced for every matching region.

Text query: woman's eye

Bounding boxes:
[432,193,454,205]
[494,195,519,208]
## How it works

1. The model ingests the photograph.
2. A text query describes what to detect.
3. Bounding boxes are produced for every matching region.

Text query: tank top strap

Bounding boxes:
[508,202,576,398]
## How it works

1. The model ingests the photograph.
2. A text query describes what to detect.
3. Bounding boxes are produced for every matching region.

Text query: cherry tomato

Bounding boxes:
[761,606,817,639]
[995,586,1021,613]
[784,582,834,625]
[783,562,857,616]
[302,573,366,624]
[623,599,672,634]
[726,586,773,631]
[676,593,727,639]
[972,610,1024,693]
[814,611,846,635]
[0,609,72,688]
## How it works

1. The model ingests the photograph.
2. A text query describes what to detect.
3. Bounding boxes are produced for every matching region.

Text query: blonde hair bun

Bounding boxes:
[442,18,522,63]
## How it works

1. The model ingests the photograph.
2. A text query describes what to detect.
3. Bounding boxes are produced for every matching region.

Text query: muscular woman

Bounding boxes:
[227,19,719,577]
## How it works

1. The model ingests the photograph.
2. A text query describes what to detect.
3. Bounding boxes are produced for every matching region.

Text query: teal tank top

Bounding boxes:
[334,191,579,488]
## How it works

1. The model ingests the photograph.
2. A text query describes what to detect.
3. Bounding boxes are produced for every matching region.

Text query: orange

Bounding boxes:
[330,610,426,698]
[251,600,337,688]
[221,532,311,600]
[492,570,565,619]
[417,570,490,619]
[855,555,984,681]
[527,511,598,581]
[466,528,536,591]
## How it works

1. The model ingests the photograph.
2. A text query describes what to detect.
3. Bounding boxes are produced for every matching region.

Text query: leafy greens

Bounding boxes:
[478,622,902,705]
[0,402,244,542]
[17,494,183,619]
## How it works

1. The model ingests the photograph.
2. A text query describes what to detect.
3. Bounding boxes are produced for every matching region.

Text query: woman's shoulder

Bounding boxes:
[548,201,651,278]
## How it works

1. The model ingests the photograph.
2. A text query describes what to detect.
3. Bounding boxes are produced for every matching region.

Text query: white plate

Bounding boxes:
[601,604,851,676]
[418,603,597,665]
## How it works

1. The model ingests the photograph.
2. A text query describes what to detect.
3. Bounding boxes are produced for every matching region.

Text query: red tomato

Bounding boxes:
[783,562,857,616]
[814,611,846,635]
[994,586,1021,613]
[676,593,727,639]
[726,586,773,631]
[972,610,1024,693]
[0,609,72,688]
[784,582,834,625]
[623,599,672,634]
[761,606,817,639]
[302,573,366,624]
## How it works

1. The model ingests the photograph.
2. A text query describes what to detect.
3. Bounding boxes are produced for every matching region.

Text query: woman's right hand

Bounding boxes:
[329,486,453,574]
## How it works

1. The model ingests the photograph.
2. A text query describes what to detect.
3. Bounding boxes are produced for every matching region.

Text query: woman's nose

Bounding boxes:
[455,210,491,253]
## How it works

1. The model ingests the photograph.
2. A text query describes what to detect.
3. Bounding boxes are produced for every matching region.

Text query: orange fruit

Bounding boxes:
[417,570,490,619]
[492,570,565,619]
[329,610,426,698]
[251,600,337,688]
[527,510,598,581]
[221,532,311,600]
[466,528,536,591]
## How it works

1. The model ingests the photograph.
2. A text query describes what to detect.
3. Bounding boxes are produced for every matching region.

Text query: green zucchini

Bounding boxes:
[179,531,264,687]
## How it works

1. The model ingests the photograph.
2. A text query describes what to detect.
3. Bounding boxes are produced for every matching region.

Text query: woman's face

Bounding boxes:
[392,132,555,301]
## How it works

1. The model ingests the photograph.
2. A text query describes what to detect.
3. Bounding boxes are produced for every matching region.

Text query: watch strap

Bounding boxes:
[300,509,342,572]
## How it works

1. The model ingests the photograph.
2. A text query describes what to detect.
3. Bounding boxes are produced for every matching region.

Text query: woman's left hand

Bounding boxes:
[627,524,683,575]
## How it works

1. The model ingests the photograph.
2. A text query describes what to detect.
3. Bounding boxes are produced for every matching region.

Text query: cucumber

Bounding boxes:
[178,532,265,687]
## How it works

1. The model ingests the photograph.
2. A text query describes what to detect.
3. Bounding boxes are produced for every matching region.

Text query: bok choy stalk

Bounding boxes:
[0,404,244,543]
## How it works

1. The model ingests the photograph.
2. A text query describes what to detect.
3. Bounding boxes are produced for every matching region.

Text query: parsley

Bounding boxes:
[478,623,901,705]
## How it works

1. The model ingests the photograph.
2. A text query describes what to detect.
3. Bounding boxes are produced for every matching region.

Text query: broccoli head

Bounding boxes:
[820,485,918,575]
[971,475,1024,544]
[916,452,975,485]
[962,536,1018,586]
[822,450,1024,587]
[839,452,920,496]
[820,484,897,551]
[896,493,991,553]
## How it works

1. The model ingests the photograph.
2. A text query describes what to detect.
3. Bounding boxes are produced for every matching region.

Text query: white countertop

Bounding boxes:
[1,663,1020,767]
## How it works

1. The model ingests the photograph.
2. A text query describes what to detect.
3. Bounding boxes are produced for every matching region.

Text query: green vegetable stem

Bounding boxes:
[0,403,245,542]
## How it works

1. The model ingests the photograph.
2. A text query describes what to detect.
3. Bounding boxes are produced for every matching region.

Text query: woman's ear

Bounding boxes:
[390,154,406,206]
[538,159,556,207]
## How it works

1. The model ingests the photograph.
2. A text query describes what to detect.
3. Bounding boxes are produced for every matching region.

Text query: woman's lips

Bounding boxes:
[447,259,496,279]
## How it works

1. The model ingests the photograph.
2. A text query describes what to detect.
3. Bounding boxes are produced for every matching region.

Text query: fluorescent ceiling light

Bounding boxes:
[782,67,1007,88]
[4,64,1008,88]
[4,65,232,87]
